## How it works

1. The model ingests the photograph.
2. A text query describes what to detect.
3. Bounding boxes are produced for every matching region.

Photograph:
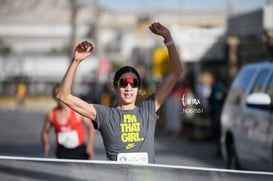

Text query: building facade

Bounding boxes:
[0,0,228,96]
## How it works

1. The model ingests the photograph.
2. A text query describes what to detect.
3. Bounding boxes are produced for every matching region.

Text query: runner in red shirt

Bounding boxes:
[41,85,95,159]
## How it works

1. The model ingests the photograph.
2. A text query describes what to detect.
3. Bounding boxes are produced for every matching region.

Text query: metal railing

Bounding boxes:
[0,156,272,181]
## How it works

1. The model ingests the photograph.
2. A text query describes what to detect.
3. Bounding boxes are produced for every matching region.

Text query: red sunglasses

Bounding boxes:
[117,78,140,88]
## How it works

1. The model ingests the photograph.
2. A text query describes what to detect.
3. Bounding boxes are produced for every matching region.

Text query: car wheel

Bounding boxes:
[227,141,240,170]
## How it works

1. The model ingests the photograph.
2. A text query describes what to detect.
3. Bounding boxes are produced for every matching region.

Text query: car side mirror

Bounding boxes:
[246,93,273,111]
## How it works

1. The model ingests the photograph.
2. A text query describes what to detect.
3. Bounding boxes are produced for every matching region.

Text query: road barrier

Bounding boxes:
[0,156,272,181]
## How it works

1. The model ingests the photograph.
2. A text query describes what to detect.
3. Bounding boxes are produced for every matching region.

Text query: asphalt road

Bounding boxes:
[0,110,225,169]
[2,110,273,181]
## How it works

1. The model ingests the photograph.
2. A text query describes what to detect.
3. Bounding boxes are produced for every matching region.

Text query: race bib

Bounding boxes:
[57,131,79,149]
[117,152,148,164]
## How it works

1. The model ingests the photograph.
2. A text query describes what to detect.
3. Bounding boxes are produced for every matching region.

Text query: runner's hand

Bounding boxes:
[43,143,50,157]
[149,22,172,42]
[73,41,94,62]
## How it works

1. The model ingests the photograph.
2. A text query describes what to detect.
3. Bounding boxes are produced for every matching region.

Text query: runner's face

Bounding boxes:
[116,72,139,105]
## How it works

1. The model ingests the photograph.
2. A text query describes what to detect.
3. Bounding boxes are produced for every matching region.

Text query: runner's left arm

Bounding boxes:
[82,116,96,159]
[149,22,183,111]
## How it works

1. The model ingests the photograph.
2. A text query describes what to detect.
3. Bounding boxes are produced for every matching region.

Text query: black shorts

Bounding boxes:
[56,143,89,160]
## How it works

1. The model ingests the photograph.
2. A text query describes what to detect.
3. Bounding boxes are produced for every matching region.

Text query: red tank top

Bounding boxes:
[52,109,86,146]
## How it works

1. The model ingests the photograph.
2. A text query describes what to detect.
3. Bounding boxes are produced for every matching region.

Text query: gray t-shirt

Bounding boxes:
[93,94,159,163]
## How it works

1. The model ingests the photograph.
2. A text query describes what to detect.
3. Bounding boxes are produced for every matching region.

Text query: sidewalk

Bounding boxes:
[0,97,55,113]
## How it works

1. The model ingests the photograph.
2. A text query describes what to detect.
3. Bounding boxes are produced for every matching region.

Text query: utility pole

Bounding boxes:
[68,0,79,59]
[93,0,102,59]
[226,0,234,17]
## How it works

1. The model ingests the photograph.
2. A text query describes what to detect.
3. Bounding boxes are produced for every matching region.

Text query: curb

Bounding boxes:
[0,97,55,113]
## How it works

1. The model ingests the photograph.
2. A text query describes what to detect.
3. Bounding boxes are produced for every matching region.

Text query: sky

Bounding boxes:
[99,0,270,12]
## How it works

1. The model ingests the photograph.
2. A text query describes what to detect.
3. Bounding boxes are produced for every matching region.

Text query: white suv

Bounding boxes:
[221,61,273,171]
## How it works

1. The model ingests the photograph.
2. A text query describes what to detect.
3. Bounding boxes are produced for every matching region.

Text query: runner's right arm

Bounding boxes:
[41,112,52,156]
[56,41,97,121]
